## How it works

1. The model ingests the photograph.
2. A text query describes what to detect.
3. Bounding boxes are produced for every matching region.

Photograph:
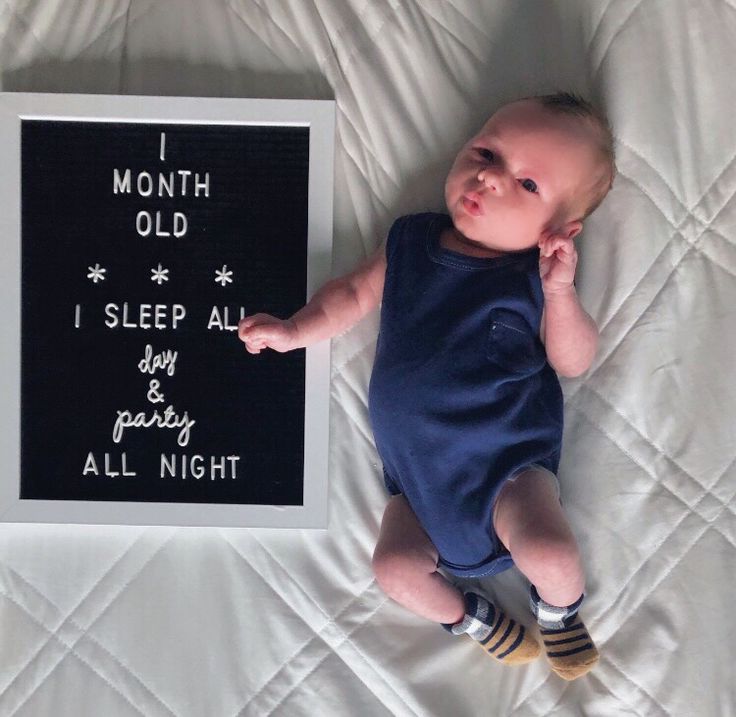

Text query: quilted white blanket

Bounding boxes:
[1,1,735,715]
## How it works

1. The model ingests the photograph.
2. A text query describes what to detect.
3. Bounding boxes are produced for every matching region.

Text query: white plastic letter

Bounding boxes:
[191,455,205,479]
[194,172,210,198]
[82,452,99,476]
[173,212,188,237]
[137,171,153,197]
[104,303,119,328]
[172,304,186,329]
[160,453,176,478]
[136,211,152,237]
[159,172,174,197]
[113,168,131,194]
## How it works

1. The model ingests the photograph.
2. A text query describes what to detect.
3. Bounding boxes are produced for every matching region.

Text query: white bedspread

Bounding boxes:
[1,1,735,715]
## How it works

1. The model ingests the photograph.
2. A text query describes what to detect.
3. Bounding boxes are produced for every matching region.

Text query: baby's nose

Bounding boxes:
[478,167,508,194]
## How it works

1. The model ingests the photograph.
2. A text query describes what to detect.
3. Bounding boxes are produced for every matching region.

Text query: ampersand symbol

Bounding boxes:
[147,379,165,404]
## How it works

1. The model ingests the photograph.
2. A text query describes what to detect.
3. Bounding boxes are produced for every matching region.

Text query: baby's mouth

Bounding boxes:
[462,194,484,216]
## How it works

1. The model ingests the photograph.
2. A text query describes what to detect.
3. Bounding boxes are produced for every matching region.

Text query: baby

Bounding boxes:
[239,93,615,681]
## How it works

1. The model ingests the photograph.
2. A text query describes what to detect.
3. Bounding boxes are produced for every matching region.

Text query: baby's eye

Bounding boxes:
[476,148,495,162]
[519,178,538,193]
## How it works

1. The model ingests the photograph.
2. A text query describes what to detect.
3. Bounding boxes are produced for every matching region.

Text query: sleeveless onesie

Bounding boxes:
[368,213,564,577]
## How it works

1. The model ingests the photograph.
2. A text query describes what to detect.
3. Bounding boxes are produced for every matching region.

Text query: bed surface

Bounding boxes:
[1,1,735,715]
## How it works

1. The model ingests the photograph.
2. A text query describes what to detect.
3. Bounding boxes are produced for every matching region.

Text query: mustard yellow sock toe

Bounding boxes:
[446,592,541,666]
[541,619,599,680]
[476,610,541,665]
[529,585,599,680]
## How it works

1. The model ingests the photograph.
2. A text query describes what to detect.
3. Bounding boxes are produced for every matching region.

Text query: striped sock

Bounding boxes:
[445,592,540,665]
[529,585,599,680]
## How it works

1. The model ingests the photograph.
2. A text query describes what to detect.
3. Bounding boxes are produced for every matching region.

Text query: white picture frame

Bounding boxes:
[0,91,334,528]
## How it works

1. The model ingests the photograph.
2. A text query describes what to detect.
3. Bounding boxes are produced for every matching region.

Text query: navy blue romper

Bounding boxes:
[368,213,564,578]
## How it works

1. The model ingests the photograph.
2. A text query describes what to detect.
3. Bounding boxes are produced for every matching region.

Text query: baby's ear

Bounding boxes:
[539,219,583,249]
[555,219,583,242]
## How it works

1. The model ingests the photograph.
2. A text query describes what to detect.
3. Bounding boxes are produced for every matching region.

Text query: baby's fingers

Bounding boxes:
[538,237,553,257]
[239,313,275,343]
[539,236,564,258]
[238,316,257,342]
[242,328,270,352]
[548,238,577,263]
[553,237,571,253]
[556,240,578,266]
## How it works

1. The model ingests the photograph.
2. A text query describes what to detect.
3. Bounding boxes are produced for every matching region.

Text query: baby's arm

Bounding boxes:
[239,243,387,354]
[538,236,598,377]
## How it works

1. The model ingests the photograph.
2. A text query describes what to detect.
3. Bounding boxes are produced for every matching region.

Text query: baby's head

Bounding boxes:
[444,92,616,254]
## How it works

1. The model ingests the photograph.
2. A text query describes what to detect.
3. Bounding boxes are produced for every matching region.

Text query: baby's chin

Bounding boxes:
[448,206,539,253]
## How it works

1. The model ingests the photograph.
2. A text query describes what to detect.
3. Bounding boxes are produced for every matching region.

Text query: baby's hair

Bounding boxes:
[531,91,616,219]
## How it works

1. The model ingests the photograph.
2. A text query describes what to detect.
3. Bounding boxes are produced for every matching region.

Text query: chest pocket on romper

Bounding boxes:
[486,308,547,376]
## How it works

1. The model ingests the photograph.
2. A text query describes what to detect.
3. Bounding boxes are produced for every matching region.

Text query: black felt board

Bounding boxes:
[20,120,309,505]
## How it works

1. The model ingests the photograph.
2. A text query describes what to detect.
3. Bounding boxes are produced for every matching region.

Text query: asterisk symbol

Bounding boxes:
[215,264,233,287]
[151,263,170,285]
[87,263,106,283]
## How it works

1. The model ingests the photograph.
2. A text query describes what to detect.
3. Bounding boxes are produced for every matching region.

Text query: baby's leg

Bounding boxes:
[372,494,464,624]
[373,494,540,665]
[493,467,598,679]
[493,468,584,606]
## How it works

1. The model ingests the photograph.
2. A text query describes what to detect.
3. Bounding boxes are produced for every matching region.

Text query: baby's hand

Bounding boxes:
[538,236,578,295]
[238,313,299,354]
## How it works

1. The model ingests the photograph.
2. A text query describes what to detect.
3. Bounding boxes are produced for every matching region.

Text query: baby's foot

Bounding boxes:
[540,618,599,680]
[529,585,599,680]
[447,592,541,665]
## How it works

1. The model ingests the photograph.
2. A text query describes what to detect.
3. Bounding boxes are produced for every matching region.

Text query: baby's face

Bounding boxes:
[444,100,601,253]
